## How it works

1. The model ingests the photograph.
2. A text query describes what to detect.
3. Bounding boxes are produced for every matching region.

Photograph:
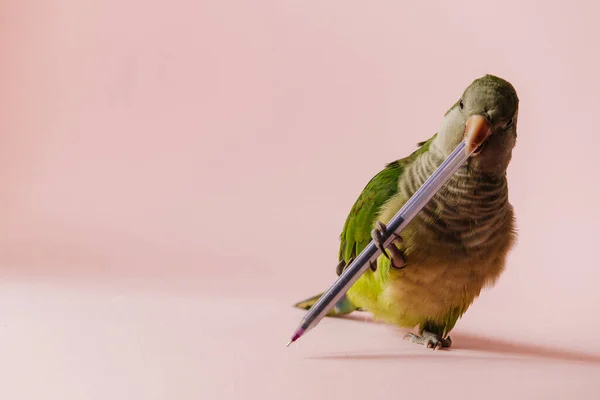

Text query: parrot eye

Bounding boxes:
[459,100,464,110]
[505,118,514,128]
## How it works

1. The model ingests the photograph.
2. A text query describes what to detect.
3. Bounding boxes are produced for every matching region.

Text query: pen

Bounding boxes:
[287,139,476,346]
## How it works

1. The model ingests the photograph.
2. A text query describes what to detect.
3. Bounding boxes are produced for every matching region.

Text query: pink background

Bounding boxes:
[2,0,600,398]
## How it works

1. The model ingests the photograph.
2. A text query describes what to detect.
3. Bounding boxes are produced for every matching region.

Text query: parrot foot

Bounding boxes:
[370,221,406,271]
[403,331,452,351]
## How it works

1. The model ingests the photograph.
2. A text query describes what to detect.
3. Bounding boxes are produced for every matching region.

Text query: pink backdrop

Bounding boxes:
[1,0,599,398]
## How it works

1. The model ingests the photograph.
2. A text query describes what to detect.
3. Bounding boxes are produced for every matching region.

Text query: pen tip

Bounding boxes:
[286,327,305,347]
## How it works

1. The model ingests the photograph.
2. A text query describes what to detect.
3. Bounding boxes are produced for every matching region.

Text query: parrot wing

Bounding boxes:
[338,134,436,270]
[293,133,437,315]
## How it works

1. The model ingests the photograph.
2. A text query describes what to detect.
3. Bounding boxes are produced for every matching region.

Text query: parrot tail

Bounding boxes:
[293,293,360,317]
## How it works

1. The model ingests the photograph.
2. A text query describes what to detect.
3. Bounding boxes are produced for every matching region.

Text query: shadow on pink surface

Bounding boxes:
[450,332,600,364]
[316,314,600,365]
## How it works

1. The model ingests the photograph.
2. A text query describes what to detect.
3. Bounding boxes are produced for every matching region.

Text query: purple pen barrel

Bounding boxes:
[288,139,474,346]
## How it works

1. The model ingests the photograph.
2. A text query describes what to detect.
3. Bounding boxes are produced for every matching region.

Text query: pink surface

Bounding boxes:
[1,0,600,399]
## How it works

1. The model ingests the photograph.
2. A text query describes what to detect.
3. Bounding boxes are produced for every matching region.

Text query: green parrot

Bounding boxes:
[294,74,519,350]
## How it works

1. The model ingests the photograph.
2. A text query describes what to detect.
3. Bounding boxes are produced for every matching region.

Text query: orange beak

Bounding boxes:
[464,115,492,156]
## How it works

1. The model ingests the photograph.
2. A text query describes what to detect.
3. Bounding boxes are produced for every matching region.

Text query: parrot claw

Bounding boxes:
[335,257,354,276]
[369,261,377,272]
[403,332,452,350]
[370,221,407,270]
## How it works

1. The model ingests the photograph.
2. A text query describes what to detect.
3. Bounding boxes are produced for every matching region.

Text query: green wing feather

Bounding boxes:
[292,133,437,316]
[337,134,437,270]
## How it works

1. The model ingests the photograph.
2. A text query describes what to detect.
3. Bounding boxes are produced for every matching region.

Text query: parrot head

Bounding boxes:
[435,74,519,176]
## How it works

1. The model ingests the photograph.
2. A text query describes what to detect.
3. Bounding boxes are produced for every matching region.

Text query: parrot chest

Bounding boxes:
[366,166,516,324]
[374,220,513,326]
